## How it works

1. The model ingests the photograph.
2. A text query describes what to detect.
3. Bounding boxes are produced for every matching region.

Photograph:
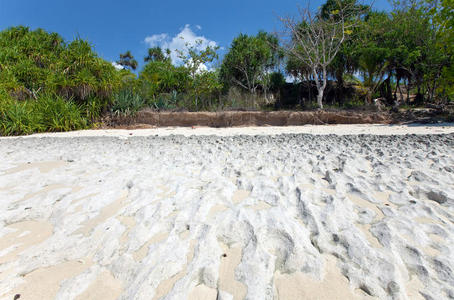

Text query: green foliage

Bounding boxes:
[427,0,454,100]
[35,94,88,131]
[117,50,138,71]
[111,89,145,116]
[0,99,42,135]
[139,60,190,100]
[83,96,106,121]
[1,0,451,130]
[191,71,223,108]
[176,40,221,109]
[144,47,171,63]
[177,40,219,78]
[334,3,453,104]
[269,72,286,92]
[320,0,369,20]
[152,91,179,110]
[139,43,222,110]
[0,95,88,136]
[220,32,281,94]
[353,12,391,101]
[0,26,120,105]
[0,26,120,135]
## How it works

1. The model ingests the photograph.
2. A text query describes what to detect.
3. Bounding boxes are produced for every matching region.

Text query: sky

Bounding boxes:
[0,0,392,71]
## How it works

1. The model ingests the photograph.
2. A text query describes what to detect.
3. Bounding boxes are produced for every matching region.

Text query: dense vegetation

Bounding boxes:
[0,26,121,134]
[0,0,452,135]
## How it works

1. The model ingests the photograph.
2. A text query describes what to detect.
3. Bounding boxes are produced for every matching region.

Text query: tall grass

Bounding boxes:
[0,94,88,136]
[0,99,42,135]
[37,94,88,131]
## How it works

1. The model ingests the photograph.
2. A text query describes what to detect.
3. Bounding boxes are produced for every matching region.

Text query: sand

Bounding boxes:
[0,125,453,299]
[1,123,454,139]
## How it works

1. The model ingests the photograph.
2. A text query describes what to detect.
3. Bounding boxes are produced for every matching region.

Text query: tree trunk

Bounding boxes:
[317,86,324,109]
[397,83,404,103]
[336,71,344,106]
[384,77,392,105]
[429,74,438,103]
[366,90,372,104]
[393,77,398,101]
[314,69,326,109]
[298,81,303,107]
[406,80,410,104]
[308,80,312,104]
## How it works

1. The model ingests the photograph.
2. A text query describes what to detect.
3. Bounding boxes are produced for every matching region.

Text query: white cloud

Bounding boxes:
[144,33,168,47]
[112,62,124,70]
[144,24,218,69]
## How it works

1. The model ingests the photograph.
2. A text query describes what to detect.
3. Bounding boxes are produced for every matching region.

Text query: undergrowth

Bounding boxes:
[0,94,88,136]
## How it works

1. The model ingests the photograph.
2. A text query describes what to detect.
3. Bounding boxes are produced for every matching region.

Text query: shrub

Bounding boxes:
[35,94,88,131]
[111,89,145,116]
[0,100,42,135]
[0,26,121,106]
[0,26,124,135]
[0,95,88,136]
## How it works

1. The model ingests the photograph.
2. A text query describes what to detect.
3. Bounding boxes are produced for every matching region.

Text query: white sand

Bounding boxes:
[0,123,454,139]
[0,125,453,300]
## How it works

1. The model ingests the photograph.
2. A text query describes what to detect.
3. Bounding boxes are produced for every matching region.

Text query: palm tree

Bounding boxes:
[117,51,138,71]
[144,47,171,63]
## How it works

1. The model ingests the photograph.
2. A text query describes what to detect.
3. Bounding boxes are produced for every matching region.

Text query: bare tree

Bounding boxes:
[280,1,365,108]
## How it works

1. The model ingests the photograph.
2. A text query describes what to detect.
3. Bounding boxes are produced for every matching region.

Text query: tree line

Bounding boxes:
[0,0,452,135]
[114,0,452,109]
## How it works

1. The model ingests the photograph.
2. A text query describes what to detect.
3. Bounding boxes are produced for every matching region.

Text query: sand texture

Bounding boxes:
[1,123,454,139]
[0,129,453,299]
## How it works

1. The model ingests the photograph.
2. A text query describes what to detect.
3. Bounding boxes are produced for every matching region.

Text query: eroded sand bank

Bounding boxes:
[0,126,453,299]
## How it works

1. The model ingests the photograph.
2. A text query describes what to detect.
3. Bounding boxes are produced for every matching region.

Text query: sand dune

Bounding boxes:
[0,126,453,299]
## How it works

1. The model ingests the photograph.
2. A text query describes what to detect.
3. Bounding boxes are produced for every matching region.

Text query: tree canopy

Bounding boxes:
[117,50,138,71]
[144,47,170,63]
[1,0,453,135]
[220,32,281,94]
[0,26,120,103]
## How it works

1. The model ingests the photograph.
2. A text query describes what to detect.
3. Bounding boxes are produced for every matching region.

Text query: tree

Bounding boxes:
[352,12,392,103]
[426,0,454,101]
[280,1,365,108]
[139,60,189,100]
[117,50,138,71]
[320,0,369,19]
[0,26,120,104]
[144,47,170,63]
[321,0,369,105]
[176,40,220,109]
[176,40,219,80]
[220,32,281,95]
[191,71,223,109]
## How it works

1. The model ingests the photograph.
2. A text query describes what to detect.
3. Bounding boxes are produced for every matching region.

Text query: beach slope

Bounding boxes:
[0,125,453,300]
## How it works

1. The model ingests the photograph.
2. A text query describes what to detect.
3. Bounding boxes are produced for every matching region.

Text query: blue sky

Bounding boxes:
[0,0,391,70]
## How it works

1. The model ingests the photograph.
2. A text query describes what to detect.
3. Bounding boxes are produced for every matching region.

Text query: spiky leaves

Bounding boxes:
[0,26,120,104]
[117,50,138,71]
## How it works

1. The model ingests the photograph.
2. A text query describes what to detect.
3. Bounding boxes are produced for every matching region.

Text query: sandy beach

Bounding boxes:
[1,123,454,139]
[0,124,453,300]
